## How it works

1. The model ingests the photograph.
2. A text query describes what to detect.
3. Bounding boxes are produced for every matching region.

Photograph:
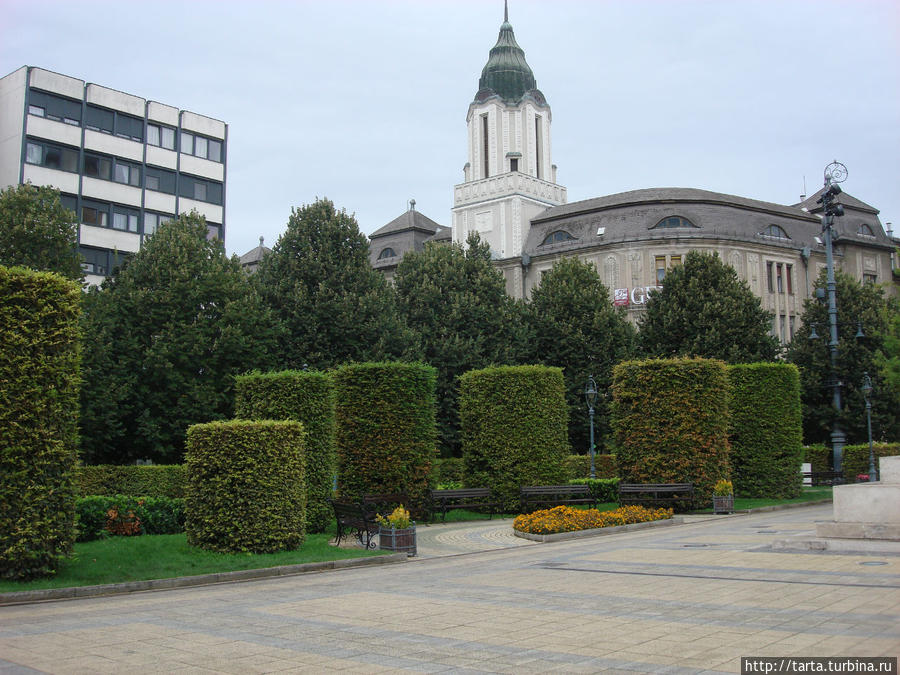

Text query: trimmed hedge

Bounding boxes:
[235,370,336,534]
[612,358,730,505]
[803,444,830,472]
[0,266,81,580]
[432,457,464,486]
[728,363,804,498]
[460,365,570,510]
[75,495,185,541]
[333,362,437,509]
[185,420,306,553]
[74,465,186,498]
[565,453,618,480]
[843,443,899,480]
[569,478,620,503]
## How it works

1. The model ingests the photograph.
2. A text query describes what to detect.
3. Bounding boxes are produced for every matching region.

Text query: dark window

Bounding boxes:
[116,114,143,141]
[25,139,78,173]
[863,273,877,285]
[85,105,114,133]
[510,158,518,172]
[857,223,875,237]
[28,90,82,124]
[179,175,223,205]
[786,264,793,295]
[112,206,140,233]
[85,105,143,141]
[79,246,108,276]
[144,165,176,194]
[59,193,77,214]
[206,224,222,241]
[760,224,790,239]
[776,263,784,293]
[83,153,112,180]
[766,261,774,293]
[540,230,576,246]
[378,248,396,260]
[652,216,698,229]
[82,202,108,228]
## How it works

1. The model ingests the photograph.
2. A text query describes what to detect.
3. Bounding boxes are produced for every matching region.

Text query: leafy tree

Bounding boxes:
[0,183,82,281]
[639,250,780,363]
[393,233,525,455]
[786,270,900,446]
[876,296,900,397]
[254,198,414,370]
[523,257,635,451]
[80,212,281,464]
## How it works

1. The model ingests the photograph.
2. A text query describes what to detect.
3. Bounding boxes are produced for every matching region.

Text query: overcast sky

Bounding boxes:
[3,0,899,257]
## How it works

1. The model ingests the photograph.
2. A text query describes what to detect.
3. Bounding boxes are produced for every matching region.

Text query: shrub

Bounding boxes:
[74,464,186,498]
[612,358,731,504]
[0,266,80,580]
[185,420,306,553]
[843,442,900,481]
[333,362,437,509]
[235,370,335,534]
[514,505,673,535]
[460,365,569,510]
[565,453,617,480]
[728,363,804,498]
[432,457,464,485]
[803,444,830,472]
[569,478,620,503]
[75,495,185,541]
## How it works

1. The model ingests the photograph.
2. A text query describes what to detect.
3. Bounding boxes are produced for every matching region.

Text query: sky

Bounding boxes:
[2,0,899,258]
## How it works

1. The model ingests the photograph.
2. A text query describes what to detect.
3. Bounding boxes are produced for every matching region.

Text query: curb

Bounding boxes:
[0,552,407,606]
[513,516,685,543]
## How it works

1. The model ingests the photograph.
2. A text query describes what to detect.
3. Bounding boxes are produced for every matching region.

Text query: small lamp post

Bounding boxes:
[861,372,876,482]
[585,375,598,480]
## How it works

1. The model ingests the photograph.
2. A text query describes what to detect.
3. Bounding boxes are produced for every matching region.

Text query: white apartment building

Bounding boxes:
[0,66,226,285]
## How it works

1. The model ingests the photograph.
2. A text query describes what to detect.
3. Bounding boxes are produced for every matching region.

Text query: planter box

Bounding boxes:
[713,495,734,514]
[379,524,416,557]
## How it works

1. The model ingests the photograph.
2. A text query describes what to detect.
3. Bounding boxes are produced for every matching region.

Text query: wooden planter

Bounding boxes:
[712,495,734,514]
[379,524,417,556]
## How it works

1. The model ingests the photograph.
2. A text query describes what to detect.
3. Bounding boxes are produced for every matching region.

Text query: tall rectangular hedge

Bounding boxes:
[185,420,306,553]
[333,362,437,509]
[235,370,335,533]
[460,365,570,510]
[612,358,730,504]
[1,266,81,580]
[728,363,804,498]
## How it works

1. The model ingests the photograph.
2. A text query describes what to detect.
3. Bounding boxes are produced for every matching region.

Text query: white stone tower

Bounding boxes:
[452,2,567,259]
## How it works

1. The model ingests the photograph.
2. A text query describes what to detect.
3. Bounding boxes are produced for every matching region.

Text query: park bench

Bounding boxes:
[618,483,694,511]
[330,500,379,549]
[802,471,844,486]
[429,488,498,522]
[519,484,595,513]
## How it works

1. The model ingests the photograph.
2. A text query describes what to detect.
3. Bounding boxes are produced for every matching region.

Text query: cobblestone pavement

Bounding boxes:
[1,504,898,674]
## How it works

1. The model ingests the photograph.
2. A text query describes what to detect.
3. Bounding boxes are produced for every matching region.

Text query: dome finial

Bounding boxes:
[504,0,508,23]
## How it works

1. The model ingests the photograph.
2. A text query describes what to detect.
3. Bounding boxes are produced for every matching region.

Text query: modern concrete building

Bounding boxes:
[0,66,227,285]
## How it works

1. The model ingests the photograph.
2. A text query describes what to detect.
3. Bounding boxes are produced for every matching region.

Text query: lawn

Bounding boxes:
[0,533,386,593]
[693,486,833,512]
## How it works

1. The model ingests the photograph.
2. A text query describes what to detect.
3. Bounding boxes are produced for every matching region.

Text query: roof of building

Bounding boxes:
[474,4,545,106]
[369,206,445,239]
[239,236,270,266]
[795,186,880,215]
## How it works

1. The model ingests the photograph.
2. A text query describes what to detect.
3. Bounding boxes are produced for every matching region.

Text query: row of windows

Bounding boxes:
[28,89,224,162]
[766,261,794,295]
[79,246,130,277]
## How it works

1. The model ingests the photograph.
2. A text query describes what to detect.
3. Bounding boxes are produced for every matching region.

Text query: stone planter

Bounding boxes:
[713,495,734,514]
[379,524,417,556]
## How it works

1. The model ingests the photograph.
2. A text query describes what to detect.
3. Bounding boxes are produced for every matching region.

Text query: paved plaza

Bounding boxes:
[1,504,898,674]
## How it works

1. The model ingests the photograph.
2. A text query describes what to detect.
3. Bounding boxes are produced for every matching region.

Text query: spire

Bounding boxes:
[474,3,541,105]
[504,0,508,23]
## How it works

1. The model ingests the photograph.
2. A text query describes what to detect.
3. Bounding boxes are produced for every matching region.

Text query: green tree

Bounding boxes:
[0,183,82,281]
[876,297,900,397]
[523,257,635,451]
[786,270,899,446]
[80,212,281,464]
[639,250,780,363]
[393,233,525,455]
[254,198,414,370]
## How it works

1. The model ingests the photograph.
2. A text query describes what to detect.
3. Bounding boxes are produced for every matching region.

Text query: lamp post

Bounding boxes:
[585,375,598,480]
[861,372,876,482]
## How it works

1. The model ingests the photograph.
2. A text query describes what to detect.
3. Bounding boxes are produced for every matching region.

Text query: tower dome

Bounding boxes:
[475,5,545,105]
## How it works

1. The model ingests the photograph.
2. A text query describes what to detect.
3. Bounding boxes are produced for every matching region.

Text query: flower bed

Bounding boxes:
[513,505,673,535]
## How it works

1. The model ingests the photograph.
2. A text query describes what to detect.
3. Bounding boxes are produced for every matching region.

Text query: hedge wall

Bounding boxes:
[235,370,335,534]
[803,444,830,472]
[612,358,730,504]
[843,443,899,480]
[460,365,569,510]
[75,464,186,498]
[185,420,306,553]
[0,266,81,580]
[432,457,464,487]
[728,363,804,498]
[565,454,618,480]
[333,362,437,509]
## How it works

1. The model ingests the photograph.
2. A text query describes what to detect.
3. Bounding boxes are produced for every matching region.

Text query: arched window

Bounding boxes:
[377,247,396,260]
[652,216,697,229]
[541,230,576,246]
[857,223,875,237]
[759,224,790,239]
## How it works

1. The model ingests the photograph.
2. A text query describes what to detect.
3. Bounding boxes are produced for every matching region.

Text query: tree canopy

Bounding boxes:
[254,198,414,370]
[638,250,780,363]
[0,183,82,281]
[523,256,635,451]
[80,212,281,464]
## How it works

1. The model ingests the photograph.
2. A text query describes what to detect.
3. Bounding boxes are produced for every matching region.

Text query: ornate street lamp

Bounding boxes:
[585,375,598,480]
[861,372,876,482]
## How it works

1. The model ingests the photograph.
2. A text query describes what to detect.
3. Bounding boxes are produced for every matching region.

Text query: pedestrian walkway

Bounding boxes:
[1,504,898,674]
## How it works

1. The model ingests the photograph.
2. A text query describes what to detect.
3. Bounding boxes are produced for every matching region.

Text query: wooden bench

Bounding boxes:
[802,471,844,486]
[520,484,595,513]
[429,488,498,522]
[618,483,694,511]
[331,500,379,549]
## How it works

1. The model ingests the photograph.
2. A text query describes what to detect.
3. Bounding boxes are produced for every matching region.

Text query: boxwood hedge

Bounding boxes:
[185,420,306,553]
[728,363,804,498]
[460,365,569,510]
[333,362,437,509]
[843,442,899,480]
[0,266,81,580]
[74,464,186,498]
[235,370,335,533]
[612,358,730,504]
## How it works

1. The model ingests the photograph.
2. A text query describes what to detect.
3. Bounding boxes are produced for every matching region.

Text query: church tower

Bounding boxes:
[452,2,567,259]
